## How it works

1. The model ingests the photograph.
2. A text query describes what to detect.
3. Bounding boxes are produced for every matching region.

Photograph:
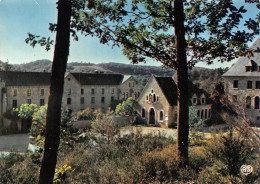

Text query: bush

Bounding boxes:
[204,131,258,183]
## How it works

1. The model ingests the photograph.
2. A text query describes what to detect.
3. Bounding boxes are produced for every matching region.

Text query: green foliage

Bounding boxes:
[53,164,72,184]
[115,97,139,116]
[18,104,38,120]
[205,131,258,183]
[0,128,259,183]
[76,107,95,120]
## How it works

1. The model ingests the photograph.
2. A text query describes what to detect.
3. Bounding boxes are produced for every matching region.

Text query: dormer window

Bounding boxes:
[193,98,197,105]
[245,66,252,72]
[201,98,205,104]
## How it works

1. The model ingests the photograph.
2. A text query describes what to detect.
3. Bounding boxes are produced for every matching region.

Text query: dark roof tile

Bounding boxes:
[70,73,123,85]
[0,71,51,86]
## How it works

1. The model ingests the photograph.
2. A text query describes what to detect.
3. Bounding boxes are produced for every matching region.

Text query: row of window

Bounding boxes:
[141,108,164,121]
[233,80,260,89]
[67,96,115,105]
[128,82,135,87]
[12,99,45,108]
[12,89,45,97]
[122,92,140,100]
[146,93,159,103]
[246,96,260,109]
[197,109,211,119]
[68,88,115,95]
[193,97,206,105]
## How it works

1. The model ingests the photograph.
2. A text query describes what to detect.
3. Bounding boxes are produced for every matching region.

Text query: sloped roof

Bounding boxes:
[70,73,123,85]
[223,38,260,77]
[155,77,178,106]
[155,76,212,106]
[0,71,51,86]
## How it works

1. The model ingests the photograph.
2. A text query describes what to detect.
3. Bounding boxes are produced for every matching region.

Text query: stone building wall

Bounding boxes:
[6,85,50,110]
[119,77,143,100]
[225,76,260,125]
[138,77,175,127]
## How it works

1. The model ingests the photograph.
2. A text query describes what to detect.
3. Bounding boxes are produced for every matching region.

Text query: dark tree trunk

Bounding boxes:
[174,0,189,167]
[39,0,71,183]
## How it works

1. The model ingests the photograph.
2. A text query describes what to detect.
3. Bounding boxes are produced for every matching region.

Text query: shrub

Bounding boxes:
[205,131,258,183]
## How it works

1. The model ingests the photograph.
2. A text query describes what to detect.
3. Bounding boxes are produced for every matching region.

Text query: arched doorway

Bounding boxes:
[149,108,155,124]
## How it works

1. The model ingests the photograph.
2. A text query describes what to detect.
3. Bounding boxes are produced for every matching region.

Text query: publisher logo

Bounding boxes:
[240,165,253,176]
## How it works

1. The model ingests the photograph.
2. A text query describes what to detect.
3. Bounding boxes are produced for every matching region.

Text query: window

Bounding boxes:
[27,89,31,96]
[246,96,251,109]
[68,88,71,95]
[208,109,211,118]
[68,78,71,81]
[13,89,17,97]
[233,80,238,88]
[146,95,148,101]
[40,99,45,106]
[67,98,71,105]
[138,92,140,97]
[91,88,95,95]
[193,98,197,105]
[91,97,95,104]
[245,66,252,72]
[197,110,200,118]
[201,109,204,119]
[233,95,237,101]
[13,100,17,108]
[141,108,145,118]
[257,116,260,120]
[201,98,205,104]
[81,89,84,95]
[247,81,253,89]
[111,96,114,102]
[122,92,125,99]
[27,99,31,104]
[134,92,137,99]
[111,88,114,94]
[80,97,84,104]
[256,81,260,89]
[153,94,156,102]
[132,82,135,87]
[159,111,163,121]
[126,92,128,99]
[101,97,105,103]
[156,96,159,101]
[129,82,131,87]
[205,109,208,119]
[102,88,105,95]
[40,89,44,96]
[255,96,259,109]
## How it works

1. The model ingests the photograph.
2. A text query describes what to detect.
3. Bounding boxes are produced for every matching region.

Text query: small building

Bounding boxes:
[137,75,212,127]
[118,75,144,100]
[223,38,260,125]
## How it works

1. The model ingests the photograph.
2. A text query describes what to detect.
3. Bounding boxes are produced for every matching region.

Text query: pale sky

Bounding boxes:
[0,0,259,68]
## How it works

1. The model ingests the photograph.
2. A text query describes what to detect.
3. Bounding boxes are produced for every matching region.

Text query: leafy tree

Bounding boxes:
[17,104,38,120]
[74,0,259,166]
[115,97,139,116]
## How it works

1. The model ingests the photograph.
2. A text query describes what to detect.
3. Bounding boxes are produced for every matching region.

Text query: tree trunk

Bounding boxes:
[174,0,189,167]
[39,0,71,183]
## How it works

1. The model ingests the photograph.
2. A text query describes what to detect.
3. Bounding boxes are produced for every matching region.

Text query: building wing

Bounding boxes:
[223,38,260,77]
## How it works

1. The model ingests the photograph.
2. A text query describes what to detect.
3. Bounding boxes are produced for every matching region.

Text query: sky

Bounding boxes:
[0,0,259,68]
